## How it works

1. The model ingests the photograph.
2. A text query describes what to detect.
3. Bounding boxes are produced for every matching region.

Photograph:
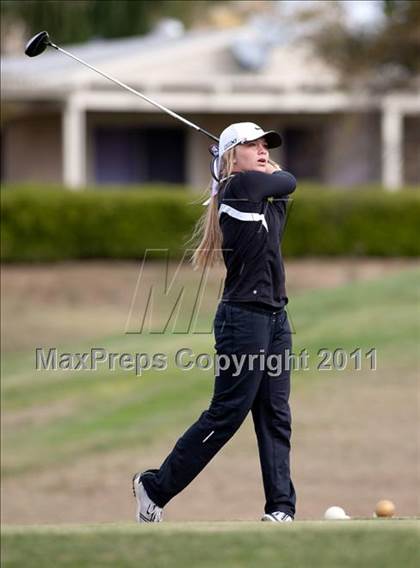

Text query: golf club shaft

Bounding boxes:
[48,41,219,142]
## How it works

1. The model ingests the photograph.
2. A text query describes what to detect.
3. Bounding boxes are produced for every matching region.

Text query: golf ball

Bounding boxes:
[375,499,395,518]
[324,506,351,520]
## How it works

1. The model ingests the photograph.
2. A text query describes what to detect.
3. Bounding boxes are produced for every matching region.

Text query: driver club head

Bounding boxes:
[25,31,51,57]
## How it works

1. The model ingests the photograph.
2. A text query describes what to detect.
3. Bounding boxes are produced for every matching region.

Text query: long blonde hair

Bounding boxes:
[187,148,236,270]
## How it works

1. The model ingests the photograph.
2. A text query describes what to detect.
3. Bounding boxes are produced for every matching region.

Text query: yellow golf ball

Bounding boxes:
[375,499,395,518]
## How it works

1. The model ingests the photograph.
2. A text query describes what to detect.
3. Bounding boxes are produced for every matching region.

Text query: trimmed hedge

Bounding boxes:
[1,184,419,261]
[1,186,198,262]
[284,187,420,256]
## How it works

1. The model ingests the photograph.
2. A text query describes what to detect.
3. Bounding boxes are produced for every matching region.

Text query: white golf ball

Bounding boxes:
[324,506,351,520]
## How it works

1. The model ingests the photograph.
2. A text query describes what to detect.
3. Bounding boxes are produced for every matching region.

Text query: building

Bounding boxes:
[2,24,419,190]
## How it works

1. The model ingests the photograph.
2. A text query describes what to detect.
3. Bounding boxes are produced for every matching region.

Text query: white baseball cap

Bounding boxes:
[218,122,282,157]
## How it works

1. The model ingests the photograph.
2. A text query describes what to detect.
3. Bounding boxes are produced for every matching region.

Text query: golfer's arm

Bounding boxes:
[239,171,297,201]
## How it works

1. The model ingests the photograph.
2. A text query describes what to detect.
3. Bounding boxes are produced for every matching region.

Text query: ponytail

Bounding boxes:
[186,148,236,270]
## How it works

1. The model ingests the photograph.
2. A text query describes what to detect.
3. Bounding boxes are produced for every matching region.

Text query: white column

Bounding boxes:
[381,103,403,191]
[62,96,86,189]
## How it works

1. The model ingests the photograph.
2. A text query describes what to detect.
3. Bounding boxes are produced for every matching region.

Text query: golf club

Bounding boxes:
[25,31,220,147]
[25,31,276,184]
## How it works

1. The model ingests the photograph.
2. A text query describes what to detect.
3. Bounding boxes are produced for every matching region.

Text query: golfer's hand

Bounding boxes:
[266,160,282,174]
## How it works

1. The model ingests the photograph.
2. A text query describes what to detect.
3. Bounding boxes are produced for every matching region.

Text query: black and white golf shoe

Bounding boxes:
[132,472,163,523]
[261,511,294,522]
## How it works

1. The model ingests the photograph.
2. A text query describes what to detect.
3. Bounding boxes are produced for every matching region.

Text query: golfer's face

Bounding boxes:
[234,137,269,173]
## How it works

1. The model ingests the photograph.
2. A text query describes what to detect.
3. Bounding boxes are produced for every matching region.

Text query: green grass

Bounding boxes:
[2,268,419,566]
[2,521,419,568]
[290,266,420,359]
[2,267,419,476]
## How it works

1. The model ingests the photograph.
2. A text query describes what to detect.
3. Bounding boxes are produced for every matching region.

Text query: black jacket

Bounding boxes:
[217,170,297,309]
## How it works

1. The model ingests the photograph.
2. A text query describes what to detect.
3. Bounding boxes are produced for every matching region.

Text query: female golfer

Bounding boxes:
[133,122,297,523]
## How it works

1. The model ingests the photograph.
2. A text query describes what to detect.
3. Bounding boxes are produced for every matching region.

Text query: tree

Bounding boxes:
[303,0,420,88]
[1,0,215,52]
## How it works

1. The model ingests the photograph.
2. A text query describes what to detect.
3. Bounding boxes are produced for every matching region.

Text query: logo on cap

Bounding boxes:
[224,137,237,151]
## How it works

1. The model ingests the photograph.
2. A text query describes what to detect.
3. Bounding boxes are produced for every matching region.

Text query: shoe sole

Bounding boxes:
[261,513,293,522]
[132,472,142,522]
[132,472,141,498]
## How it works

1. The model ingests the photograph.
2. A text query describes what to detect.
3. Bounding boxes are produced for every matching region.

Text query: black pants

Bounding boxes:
[141,301,296,517]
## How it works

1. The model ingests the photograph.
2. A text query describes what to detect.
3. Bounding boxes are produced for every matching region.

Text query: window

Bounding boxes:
[283,126,324,181]
[94,126,186,184]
